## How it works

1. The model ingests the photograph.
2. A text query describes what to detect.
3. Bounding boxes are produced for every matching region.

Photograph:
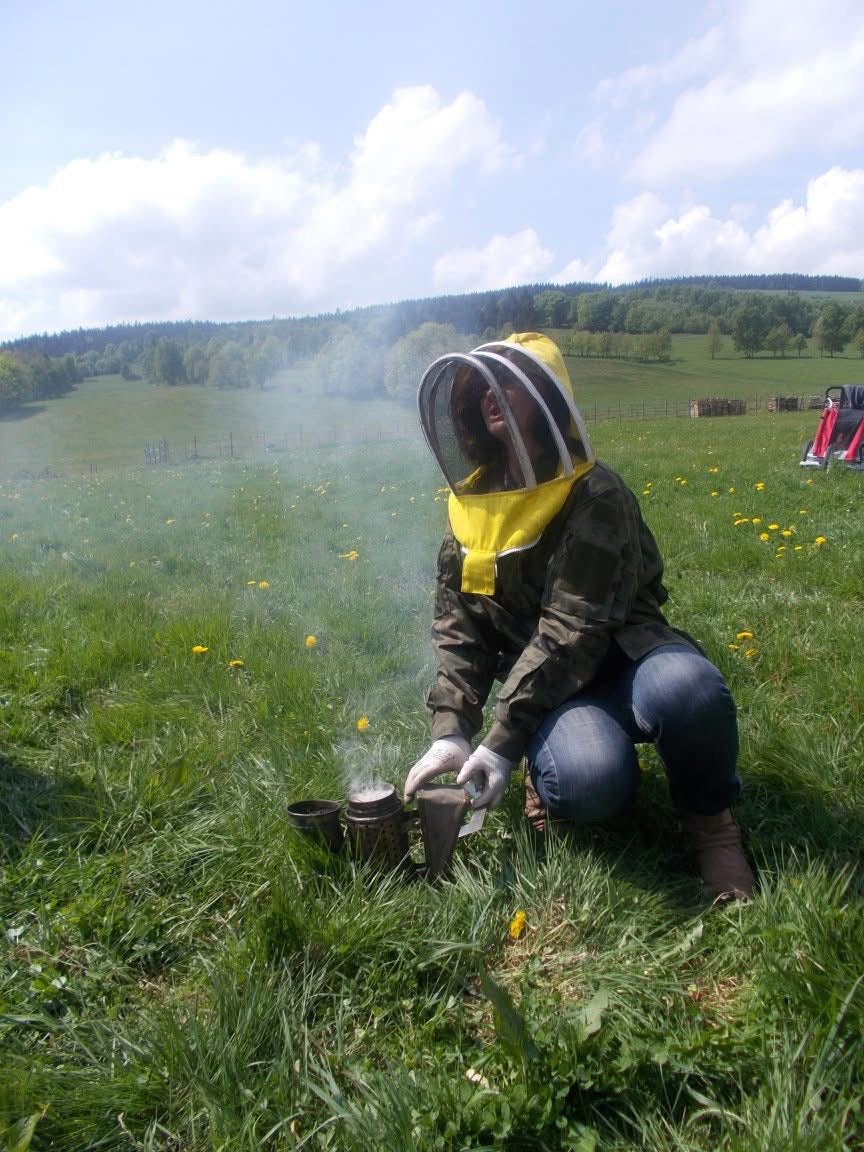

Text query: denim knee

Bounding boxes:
[528,717,641,824]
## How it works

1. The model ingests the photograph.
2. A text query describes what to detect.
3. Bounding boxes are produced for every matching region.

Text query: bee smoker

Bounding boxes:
[344,784,414,873]
[342,782,486,878]
[288,780,486,878]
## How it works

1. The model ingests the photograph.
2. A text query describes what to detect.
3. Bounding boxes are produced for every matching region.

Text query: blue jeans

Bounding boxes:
[526,643,740,821]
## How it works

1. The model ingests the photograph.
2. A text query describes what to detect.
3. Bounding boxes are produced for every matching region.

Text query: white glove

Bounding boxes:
[456,745,513,810]
[403,736,471,802]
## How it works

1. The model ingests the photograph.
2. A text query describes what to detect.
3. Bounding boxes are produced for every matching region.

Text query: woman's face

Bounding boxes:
[479,378,540,447]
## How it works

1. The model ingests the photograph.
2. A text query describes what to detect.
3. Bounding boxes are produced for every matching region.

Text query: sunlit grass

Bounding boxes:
[1,413,862,1150]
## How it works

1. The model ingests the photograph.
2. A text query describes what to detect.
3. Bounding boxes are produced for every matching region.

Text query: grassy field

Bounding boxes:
[1,348,863,1150]
[2,332,864,477]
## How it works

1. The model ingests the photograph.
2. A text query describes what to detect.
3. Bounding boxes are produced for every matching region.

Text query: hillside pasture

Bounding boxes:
[1,363,863,1149]
[3,332,864,477]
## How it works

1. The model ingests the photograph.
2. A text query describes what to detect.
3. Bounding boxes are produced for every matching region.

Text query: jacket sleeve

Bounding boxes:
[482,483,644,762]
[425,532,499,744]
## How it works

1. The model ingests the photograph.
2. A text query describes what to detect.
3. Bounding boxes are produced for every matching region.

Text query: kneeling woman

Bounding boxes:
[404,332,754,902]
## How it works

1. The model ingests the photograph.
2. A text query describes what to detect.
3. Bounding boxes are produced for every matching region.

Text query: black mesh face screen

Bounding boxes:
[418,356,535,491]
[418,348,593,493]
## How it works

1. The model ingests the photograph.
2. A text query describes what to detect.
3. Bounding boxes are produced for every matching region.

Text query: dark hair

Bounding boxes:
[449,354,584,487]
[450,365,505,470]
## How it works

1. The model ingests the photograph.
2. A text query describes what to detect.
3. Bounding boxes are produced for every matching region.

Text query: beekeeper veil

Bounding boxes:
[418,332,595,595]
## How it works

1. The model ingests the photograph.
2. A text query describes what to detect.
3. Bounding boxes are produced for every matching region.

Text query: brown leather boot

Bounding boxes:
[524,770,548,834]
[683,809,755,903]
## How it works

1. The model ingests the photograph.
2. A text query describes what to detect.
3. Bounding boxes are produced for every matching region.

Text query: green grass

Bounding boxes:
[1,377,863,1148]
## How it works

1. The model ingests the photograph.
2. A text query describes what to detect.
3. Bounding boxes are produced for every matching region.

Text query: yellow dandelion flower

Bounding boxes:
[781,529,793,538]
[711,491,720,497]
[794,545,803,551]
[356,716,370,732]
[642,489,651,496]
[736,632,754,640]
[508,910,527,941]
[799,509,808,515]
[258,580,270,588]
[247,580,256,586]
[165,518,176,524]
[228,659,245,668]
[304,635,317,649]
[709,467,719,474]
[752,517,761,524]
[728,486,735,493]
[728,643,740,650]
[744,648,757,658]
[768,523,779,530]
[680,478,688,485]
[733,518,750,526]
[755,482,765,490]
[191,645,209,654]
[815,536,827,546]
[760,532,770,541]
[338,550,360,560]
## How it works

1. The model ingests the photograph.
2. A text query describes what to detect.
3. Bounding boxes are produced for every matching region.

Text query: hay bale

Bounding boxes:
[690,397,746,417]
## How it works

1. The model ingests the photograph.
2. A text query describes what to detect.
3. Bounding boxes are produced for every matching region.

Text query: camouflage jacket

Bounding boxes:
[426,461,697,761]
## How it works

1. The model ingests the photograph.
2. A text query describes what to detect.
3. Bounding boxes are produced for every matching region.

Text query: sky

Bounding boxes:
[2,0,864,343]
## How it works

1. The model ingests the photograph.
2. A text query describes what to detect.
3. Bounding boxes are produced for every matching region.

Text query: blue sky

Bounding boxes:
[2,0,863,341]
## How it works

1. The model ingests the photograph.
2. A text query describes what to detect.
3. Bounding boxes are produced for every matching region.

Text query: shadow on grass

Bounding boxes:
[0,403,48,422]
[502,762,863,909]
[0,752,95,863]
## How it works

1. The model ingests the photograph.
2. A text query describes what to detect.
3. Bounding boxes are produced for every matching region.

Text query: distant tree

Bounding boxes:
[384,322,464,403]
[209,342,248,389]
[27,354,74,400]
[315,327,382,397]
[183,344,209,386]
[814,303,847,356]
[733,305,768,358]
[854,328,864,358]
[576,292,619,332]
[152,339,186,385]
[0,352,30,413]
[635,327,672,361]
[764,322,792,358]
[794,332,808,357]
[533,290,574,328]
[248,335,283,391]
[706,321,723,359]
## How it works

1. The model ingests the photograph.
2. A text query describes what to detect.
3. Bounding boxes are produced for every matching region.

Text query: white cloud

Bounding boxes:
[589,0,864,186]
[0,87,513,341]
[433,229,554,293]
[594,167,864,283]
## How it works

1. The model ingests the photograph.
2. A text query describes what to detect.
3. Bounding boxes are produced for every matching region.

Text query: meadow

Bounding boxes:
[1,341,863,1150]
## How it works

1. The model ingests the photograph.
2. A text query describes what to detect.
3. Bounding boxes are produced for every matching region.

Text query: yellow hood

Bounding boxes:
[417,331,595,595]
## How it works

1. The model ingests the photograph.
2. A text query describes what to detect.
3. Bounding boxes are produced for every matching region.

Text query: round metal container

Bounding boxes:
[344,784,413,872]
[286,798,344,853]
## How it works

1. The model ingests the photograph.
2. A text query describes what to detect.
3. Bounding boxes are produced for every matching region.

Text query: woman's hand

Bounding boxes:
[456,745,513,810]
[403,736,471,802]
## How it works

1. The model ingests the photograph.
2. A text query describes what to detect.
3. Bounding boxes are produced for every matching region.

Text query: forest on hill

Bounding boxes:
[1,273,863,416]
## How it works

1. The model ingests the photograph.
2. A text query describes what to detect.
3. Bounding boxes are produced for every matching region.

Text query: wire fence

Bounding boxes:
[130,394,825,469]
[9,394,821,480]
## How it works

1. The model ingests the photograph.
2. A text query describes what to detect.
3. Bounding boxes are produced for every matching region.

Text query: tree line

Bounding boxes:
[0,352,80,416]
[2,275,863,416]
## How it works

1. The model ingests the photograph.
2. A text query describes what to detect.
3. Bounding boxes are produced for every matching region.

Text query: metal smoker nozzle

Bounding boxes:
[415,783,485,879]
